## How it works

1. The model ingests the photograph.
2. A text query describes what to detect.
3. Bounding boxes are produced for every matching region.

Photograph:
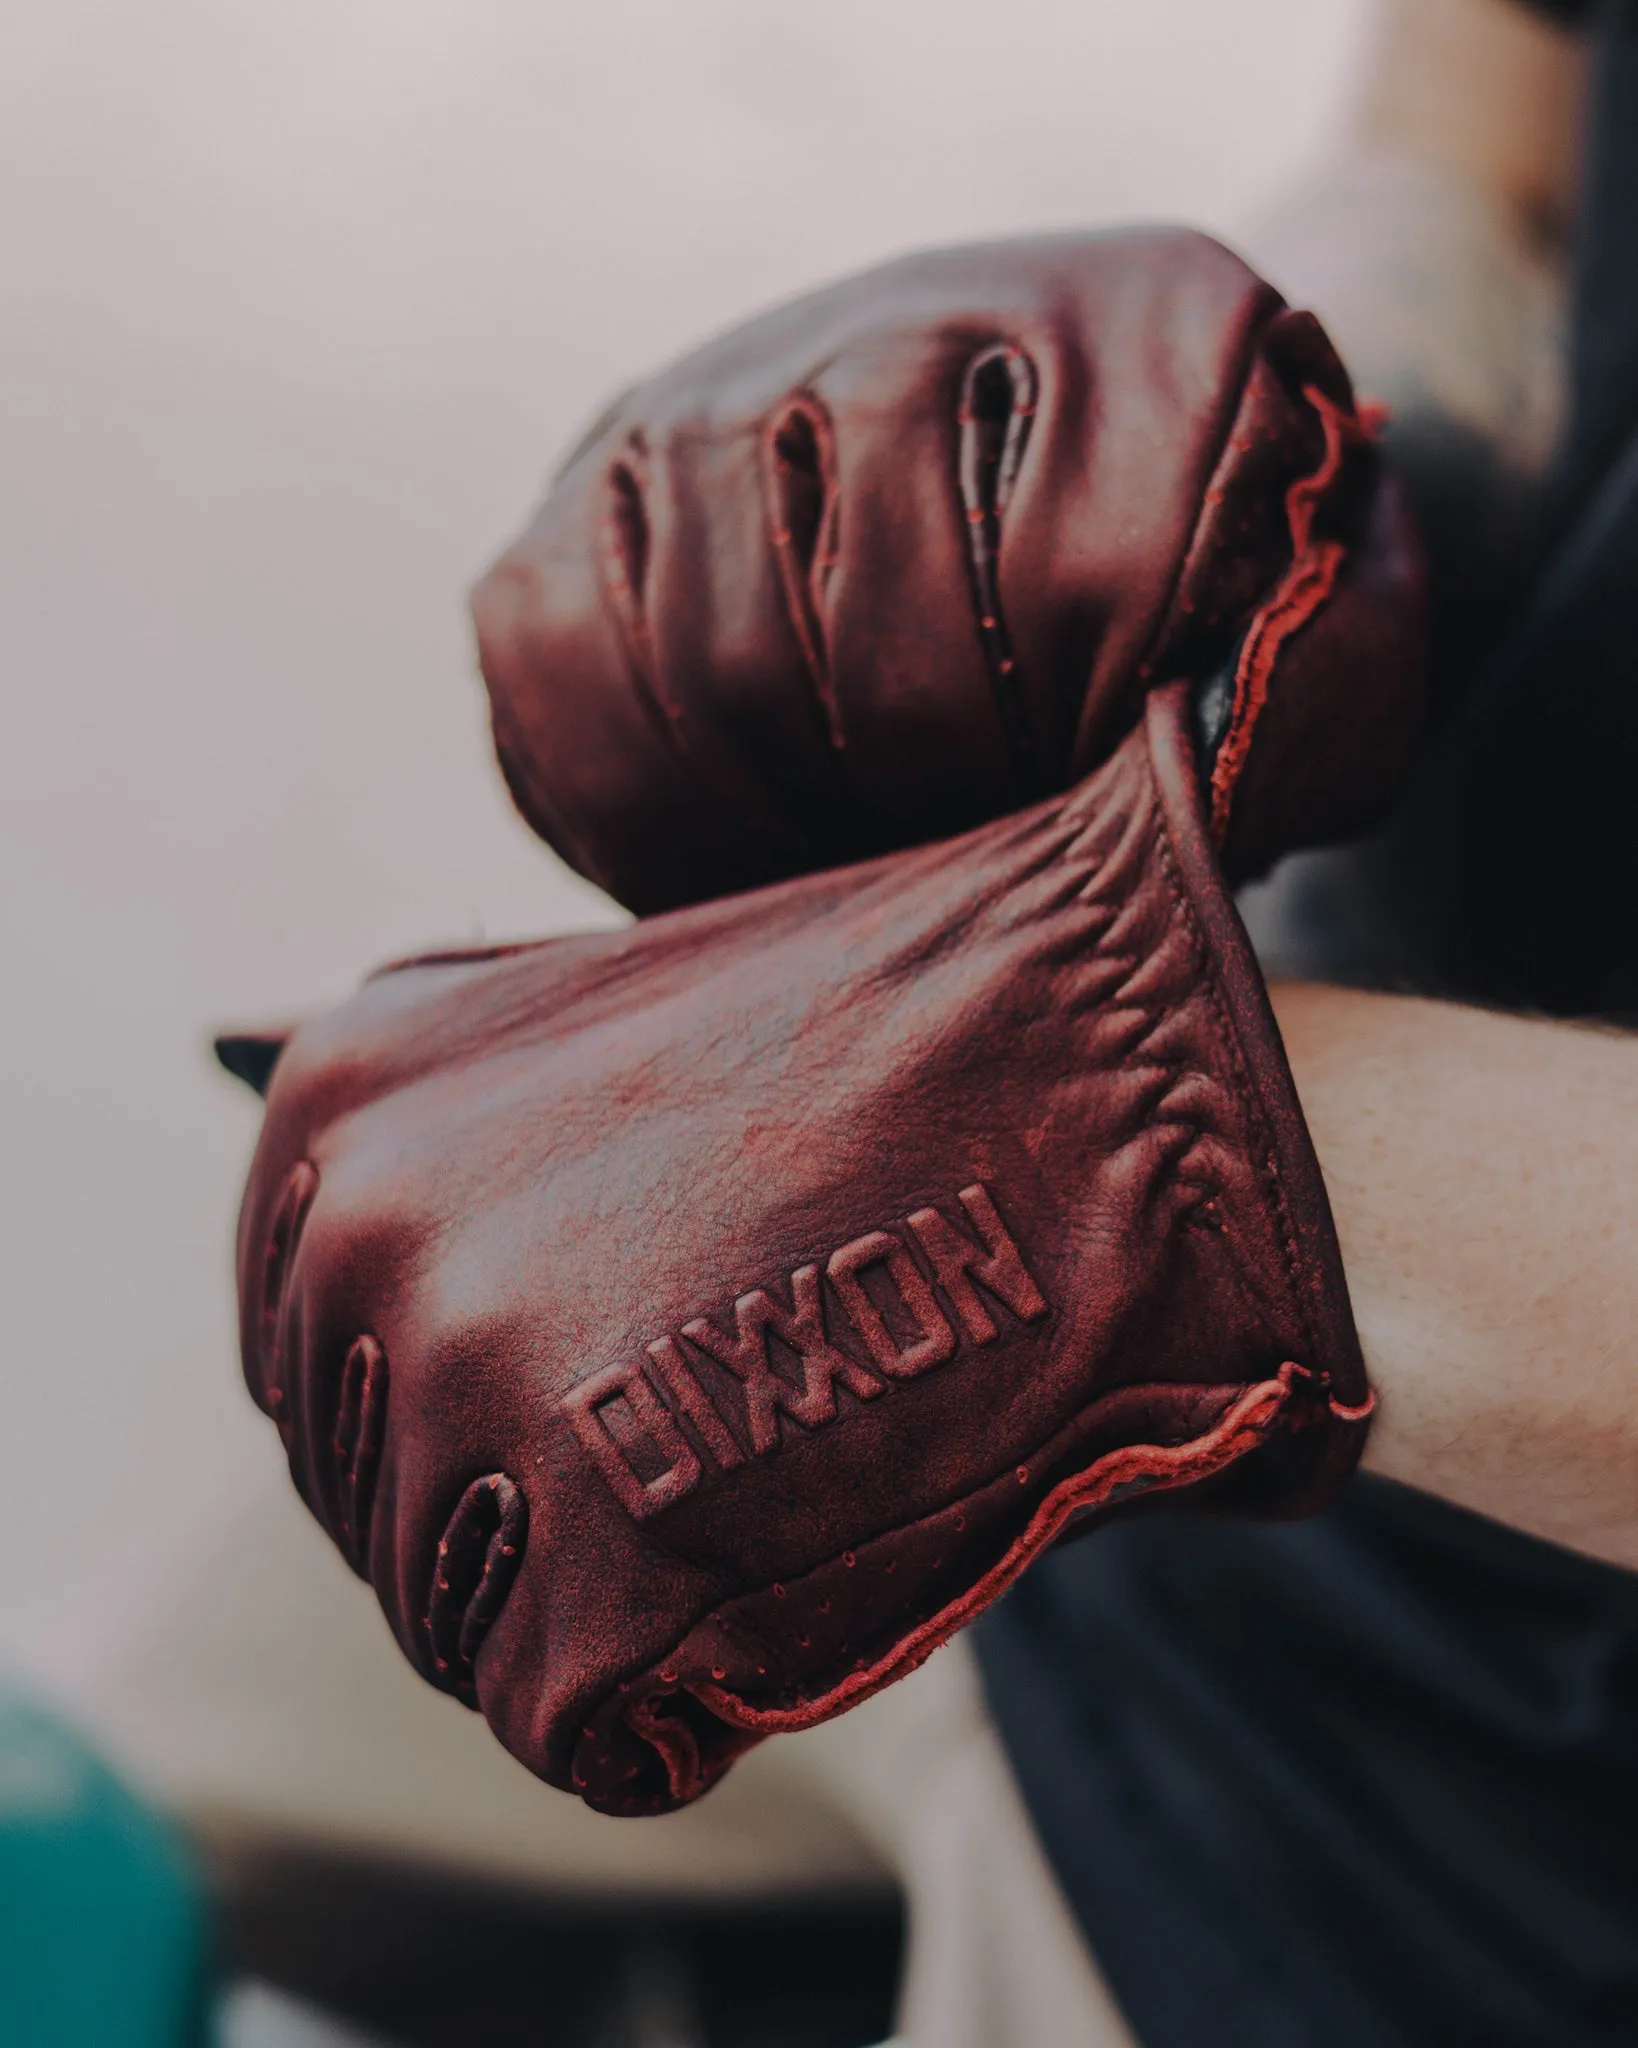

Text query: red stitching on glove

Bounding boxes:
[1208,386,1359,842]
[681,1360,1318,1749]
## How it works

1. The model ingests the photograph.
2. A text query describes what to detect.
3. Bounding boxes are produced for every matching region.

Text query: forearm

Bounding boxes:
[1356,0,1588,238]
[1273,982,1638,1569]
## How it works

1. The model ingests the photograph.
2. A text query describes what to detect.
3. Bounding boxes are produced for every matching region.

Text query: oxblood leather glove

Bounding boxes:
[231,682,1376,1819]
[473,228,1423,914]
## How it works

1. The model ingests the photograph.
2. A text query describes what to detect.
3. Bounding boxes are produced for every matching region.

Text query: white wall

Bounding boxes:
[0,0,1366,1861]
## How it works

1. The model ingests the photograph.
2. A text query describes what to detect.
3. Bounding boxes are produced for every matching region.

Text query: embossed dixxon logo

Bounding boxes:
[564,1183,1048,1520]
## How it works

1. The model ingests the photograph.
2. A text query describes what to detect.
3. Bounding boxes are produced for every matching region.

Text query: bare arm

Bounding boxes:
[1358,0,1588,240]
[1239,0,1589,500]
[1272,983,1638,1569]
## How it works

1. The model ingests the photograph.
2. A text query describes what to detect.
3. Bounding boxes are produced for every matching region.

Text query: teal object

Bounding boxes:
[0,1687,212,2047]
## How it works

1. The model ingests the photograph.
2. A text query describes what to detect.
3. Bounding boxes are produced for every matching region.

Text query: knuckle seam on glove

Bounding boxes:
[256,1159,319,1435]
[422,1472,528,1706]
[958,339,1042,792]
[762,394,845,749]
[590,432,822,891]
[330,1332,388,1578]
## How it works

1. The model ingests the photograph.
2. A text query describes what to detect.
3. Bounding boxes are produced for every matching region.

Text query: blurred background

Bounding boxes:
[1,0,1380,2038]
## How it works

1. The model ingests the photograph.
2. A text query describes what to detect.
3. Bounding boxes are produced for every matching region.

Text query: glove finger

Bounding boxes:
[258,1151,534,1706]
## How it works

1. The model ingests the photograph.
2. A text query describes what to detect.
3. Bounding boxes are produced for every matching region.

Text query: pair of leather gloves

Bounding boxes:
[225,229,1424,1817]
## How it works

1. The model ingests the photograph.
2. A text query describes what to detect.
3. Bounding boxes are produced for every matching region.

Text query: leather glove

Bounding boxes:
[229,680,1376,1818]
[473,227,1423,914]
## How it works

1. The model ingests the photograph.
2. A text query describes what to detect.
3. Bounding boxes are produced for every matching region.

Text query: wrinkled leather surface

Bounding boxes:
[233,231,1423,1815]
[237,685,1369,1815]
[474,228,1424,913]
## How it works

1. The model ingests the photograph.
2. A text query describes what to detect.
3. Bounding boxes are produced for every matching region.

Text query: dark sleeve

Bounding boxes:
[1515,0,1595,23]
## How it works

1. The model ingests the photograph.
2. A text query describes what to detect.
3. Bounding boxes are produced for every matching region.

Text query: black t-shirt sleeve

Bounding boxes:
[1516,0,1595,23]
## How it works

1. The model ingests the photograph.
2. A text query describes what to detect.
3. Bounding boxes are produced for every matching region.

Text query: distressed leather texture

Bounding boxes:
[232,231,1424,1814]
[474,228,1424,913]
[236,684,1372,1817]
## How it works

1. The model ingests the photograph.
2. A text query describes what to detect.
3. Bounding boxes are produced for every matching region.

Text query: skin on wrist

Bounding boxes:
[1271,981,1638,1572]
